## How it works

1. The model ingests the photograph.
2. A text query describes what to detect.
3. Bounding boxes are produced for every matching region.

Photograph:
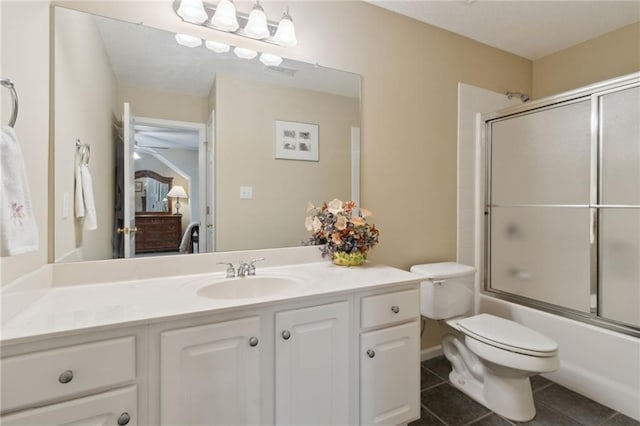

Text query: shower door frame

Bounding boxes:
[481,72,640,338]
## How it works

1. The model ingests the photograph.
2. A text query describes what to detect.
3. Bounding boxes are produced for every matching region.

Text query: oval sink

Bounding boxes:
[197,276,301,299]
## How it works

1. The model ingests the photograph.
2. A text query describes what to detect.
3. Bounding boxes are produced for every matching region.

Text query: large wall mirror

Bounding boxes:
[53,6,361,263]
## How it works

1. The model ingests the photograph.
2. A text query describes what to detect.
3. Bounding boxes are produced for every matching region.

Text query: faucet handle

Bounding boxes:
[248,258,265,276]
[217,262,236,278]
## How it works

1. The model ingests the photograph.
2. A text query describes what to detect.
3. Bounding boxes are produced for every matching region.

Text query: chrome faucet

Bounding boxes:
[237,261,251,277]
[237,258,265,277]
[217,262,236,278]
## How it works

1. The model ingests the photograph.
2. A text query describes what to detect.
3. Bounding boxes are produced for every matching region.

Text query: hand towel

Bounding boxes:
[80,164,97,230]
[1,126,39,256]
[75,164,85,218]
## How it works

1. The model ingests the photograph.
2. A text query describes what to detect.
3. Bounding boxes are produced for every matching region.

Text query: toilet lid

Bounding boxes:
[456,314,558,356]
[410,262,476,279]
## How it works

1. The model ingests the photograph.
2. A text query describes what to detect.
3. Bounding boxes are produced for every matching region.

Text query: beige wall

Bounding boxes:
[53,0,531,271]
[0,1,50,284]
[118,85,209,124]
[2,0,532,303]
[533,22,640,99]
[215,74,357,251]
[53,7,118,263]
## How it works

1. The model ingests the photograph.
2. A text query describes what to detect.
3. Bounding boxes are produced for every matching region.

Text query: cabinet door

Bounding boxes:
[275,301,350,426]
[161,317,261,426]
[1,385,137,426]
[361,321,420,425]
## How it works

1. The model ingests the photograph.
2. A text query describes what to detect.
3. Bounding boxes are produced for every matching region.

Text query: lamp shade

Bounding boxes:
[167,185,188,199]
[273,9,297,47]
[234,47,258,60]
[244,1,269,39]
[205,40,230,53]
[211,0,239,32]
[177,0,208,23]
[175,33,203,48]
[259,53,283,67]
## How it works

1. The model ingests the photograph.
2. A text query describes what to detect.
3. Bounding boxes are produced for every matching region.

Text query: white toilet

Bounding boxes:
[410,262,559,422]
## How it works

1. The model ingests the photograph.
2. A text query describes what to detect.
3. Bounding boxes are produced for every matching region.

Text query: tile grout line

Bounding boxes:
[420,401,449,426]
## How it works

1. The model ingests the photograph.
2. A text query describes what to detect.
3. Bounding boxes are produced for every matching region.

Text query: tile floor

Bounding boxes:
[410,356,639,426]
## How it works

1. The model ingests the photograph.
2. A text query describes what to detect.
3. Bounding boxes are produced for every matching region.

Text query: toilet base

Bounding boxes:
[449,364,536,422]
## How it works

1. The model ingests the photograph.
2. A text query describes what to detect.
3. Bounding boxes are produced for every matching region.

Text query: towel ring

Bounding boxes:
[1,78,18,128]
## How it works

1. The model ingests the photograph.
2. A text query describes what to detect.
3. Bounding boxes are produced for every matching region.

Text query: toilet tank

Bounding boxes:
[410,262,476,319]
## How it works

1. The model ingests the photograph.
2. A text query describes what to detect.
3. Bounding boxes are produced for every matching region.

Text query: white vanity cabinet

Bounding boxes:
[0,331,144,426]
[275,301,350,425]
[160,316,261,426]
[359,289,421,425]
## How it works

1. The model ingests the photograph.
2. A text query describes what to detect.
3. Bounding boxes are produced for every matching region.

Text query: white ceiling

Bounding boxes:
[367,1,640,60]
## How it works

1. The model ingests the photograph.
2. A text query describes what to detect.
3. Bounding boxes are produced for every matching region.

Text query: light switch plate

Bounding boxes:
[240,186,253,200]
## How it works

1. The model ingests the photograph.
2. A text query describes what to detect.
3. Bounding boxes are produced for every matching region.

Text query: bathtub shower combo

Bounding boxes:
[482,73,639,338]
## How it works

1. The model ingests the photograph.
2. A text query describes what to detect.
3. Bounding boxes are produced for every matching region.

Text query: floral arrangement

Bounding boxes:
[304,198,379,264]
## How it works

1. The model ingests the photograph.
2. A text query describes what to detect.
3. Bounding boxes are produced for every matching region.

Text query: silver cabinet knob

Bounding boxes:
[391,305,400,314]
[249,336,259,347]
[282,330,291,340]
[366,349,375,358]
[117,412,130,426]
[58,370,74,384]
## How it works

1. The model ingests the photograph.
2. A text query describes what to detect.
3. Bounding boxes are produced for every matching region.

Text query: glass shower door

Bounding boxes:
[598,85,640,327]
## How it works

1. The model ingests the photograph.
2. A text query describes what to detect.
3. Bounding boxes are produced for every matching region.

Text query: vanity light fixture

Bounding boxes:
[205,40,230,53]
[259,53,283,67]
[175,33,203,48]
[234,46,258,60]
[173,0,297,48]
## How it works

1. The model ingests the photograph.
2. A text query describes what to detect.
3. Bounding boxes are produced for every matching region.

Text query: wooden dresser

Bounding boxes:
[135,214,182,253]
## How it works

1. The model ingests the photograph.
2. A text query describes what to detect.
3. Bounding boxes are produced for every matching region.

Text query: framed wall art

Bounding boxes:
[274,120,319,161]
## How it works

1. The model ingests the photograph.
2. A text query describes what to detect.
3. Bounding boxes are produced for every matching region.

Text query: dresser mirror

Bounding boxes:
[135,171,172,214]
[53,6,361,262]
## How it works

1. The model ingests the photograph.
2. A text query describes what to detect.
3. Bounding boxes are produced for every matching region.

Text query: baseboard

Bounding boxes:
[421,345,444,361]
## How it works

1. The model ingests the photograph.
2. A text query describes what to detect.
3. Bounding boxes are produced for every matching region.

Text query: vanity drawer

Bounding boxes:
[361,289,419,329]
[1,336,136,412]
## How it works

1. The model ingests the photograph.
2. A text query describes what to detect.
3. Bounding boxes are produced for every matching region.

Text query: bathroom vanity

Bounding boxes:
[0,250,421,425]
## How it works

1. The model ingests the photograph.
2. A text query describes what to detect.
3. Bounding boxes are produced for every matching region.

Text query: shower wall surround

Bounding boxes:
[483,73,640,336]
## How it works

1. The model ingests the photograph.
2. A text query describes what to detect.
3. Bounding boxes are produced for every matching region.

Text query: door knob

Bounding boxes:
[391,305,400,314]
[366,350,375,358]
[282,330,291,340]
[249,336,259,347]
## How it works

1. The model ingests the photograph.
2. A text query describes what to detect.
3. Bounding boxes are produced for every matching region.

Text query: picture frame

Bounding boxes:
[274,120,319,161]
[135,181,143,192]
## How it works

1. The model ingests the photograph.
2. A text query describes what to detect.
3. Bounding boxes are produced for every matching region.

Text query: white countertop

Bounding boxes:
[1,260,421,345]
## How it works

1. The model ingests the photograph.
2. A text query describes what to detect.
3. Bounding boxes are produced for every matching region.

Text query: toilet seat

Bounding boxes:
[456,314,558,357]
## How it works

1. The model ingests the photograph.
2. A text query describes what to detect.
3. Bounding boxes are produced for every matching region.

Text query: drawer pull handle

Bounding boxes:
[117,412,131,426]
[366,349,375,358]
[282,330,291,340]
[58,370,74,384]
[391,305,400,314]
[249,336,259,347]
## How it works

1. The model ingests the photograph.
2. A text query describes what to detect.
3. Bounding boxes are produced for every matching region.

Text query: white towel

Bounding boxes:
[79,164,97,230]
[0,126,39,256]
[75,164,85,218]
